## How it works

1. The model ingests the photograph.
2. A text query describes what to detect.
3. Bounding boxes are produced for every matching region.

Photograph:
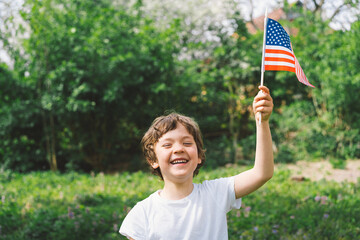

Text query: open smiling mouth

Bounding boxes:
[170,159,189,165]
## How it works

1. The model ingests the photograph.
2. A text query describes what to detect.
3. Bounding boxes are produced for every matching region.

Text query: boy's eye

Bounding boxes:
[184,142,193,146]
[162,144,171,148]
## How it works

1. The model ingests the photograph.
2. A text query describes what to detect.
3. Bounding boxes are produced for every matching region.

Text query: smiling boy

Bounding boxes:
[120,86,274,239]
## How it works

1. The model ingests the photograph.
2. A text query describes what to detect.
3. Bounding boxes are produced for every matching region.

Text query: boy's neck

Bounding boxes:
[160,179,194,200]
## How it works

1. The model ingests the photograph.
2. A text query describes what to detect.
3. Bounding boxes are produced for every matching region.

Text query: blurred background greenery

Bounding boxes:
[1,0,359,173]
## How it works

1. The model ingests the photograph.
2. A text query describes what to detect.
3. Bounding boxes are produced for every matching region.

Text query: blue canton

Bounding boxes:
[266,18,292,51]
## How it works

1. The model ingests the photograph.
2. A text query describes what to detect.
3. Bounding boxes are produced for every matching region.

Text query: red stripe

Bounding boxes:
[265,49,294,57]
[264,57,295,64]
[265,65,295,72]
[294,56,315,87]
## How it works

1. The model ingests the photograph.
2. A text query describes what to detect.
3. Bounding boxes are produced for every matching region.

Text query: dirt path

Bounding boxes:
[277,159,360,183]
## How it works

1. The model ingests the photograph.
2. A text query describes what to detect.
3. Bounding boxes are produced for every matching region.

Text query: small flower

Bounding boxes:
[272,229,278,234]
[113,224,118,232]
[323,213,329,219]
[244,206,251,218]
[236,210,241,217]
[290,215,295,219]
[68,207,74,219]
[321,196,327,205]
[85,207,90,214]
[314,196,321,202]
[253,226,259,232]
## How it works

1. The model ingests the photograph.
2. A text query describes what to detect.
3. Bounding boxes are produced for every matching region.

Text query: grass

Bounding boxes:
[1,164,359,239]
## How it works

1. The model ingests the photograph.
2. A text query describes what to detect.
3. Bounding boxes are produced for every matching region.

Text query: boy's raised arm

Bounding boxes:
[234,86,274,199]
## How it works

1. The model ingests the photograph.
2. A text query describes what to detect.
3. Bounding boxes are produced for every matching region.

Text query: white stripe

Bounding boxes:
[265,61,295,68]
[265,53,295,61]
[265,45,293,54]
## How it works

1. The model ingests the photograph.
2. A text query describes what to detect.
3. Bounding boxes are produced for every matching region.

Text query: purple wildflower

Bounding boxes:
[113,224,118,232]
[244,206,251,217]
[68,207,74,219]
[323,213,329,219]
[314,196,321,202]
[253,226,259,232]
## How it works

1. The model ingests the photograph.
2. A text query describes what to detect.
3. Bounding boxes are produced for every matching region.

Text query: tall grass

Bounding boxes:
[1,164,359,239]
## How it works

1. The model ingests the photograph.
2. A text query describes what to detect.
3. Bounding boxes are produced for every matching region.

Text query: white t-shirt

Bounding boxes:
[119,177,242,240]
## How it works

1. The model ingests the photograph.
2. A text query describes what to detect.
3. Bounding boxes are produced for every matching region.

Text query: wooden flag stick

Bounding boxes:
[259,7,268,125]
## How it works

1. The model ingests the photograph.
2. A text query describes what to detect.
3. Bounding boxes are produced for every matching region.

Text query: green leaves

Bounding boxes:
[1,0,359,172]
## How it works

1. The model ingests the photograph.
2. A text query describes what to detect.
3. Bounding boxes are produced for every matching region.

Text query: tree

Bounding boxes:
[0,0,184,171]
[272,4,360,161]
[0,64,47,172]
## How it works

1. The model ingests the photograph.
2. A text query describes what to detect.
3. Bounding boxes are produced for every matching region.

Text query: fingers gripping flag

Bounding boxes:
[264,18,315,88]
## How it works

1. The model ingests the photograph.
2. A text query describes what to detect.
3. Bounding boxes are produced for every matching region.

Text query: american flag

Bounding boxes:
[264,18,315,88]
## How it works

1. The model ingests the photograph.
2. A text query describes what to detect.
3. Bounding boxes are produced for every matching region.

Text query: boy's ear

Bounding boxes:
[149,160,159,169]
[198,157,202,164]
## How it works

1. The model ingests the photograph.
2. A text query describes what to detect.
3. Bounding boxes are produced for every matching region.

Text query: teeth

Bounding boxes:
[171,160,188,164]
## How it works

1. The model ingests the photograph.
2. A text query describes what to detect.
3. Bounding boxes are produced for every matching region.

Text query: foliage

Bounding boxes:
[0,64,47,172]
[1,0,187,172]
[1,166,359,239]
[271,13,360,162]
[0,0,359,172]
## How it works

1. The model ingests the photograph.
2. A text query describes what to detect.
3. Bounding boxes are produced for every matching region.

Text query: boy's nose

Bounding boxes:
[173,143,185,153]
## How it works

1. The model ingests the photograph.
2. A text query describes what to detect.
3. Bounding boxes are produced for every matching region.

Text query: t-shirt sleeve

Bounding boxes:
[119,203,147,240]
[204,177,242,213]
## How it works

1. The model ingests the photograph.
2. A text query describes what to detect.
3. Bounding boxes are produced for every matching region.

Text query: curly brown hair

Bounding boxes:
[141,112,206,180]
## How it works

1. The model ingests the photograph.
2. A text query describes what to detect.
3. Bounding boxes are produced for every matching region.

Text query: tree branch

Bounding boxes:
[248,0,258,31]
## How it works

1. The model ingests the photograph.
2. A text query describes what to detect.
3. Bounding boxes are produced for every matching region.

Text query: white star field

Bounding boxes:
[266,19,292,51]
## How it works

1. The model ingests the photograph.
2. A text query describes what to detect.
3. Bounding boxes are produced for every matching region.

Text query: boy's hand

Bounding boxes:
[253,86,273,122]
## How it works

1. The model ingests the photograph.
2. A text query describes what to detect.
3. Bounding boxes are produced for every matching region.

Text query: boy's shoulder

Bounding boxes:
[195,176,235,190]
[135,177,236,209]
[136,190,160,208]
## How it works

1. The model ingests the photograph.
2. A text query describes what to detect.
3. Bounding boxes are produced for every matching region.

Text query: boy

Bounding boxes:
[120,86,274,239]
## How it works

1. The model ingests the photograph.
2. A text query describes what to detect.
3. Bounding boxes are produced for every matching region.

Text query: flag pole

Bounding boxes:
[259,7,268,125]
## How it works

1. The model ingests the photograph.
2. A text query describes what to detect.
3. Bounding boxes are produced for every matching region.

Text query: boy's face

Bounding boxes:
[152,123,201,184]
